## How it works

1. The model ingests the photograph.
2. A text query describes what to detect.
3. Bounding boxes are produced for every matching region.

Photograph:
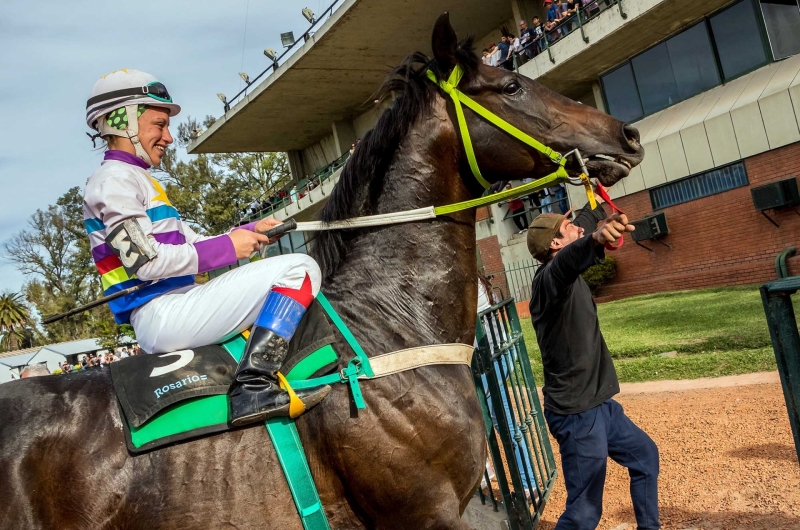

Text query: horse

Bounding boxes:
[0,14,642,530]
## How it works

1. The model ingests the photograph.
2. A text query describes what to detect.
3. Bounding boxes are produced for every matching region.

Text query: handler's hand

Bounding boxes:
[254,217,283,244]
[592,213,635,246]
[229,230,270,259]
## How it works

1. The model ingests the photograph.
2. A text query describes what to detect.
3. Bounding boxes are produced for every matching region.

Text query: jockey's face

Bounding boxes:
[137,107,173,166]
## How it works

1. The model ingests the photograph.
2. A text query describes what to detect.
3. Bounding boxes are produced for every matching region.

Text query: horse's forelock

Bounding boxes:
[311,38,478,279]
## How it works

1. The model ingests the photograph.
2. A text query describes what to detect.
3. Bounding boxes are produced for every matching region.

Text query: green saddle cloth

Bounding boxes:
[122,334,337,453]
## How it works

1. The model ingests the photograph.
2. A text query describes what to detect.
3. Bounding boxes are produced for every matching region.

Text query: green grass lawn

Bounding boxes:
[520,285,795,383]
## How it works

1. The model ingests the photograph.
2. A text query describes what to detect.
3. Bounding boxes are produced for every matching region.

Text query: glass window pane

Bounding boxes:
[601,63,644,123]
[279,236,292,255]
[631,43,680,115]
[710,0,769,80]
[666,23,721,101]
[289,231,307,254]
[760,0,800,60]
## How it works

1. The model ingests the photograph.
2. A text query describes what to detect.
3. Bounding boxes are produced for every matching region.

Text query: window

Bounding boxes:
[602,0,780,122]
[760,0,800,60]
[649,163,749,209]
[709,0,769,80]
[602,64,643,123]
[632,44,680,115]
[667,23,721,100]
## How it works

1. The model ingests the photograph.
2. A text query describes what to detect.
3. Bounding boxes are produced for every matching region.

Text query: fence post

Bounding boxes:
[575,6,589,43]
[617,0,628,19]
[761,279,800,464]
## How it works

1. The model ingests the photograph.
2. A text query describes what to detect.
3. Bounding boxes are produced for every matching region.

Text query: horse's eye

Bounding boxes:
[503,82,522,95]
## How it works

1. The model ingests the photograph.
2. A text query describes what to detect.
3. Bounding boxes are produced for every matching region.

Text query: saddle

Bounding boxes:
[111,299,339,453]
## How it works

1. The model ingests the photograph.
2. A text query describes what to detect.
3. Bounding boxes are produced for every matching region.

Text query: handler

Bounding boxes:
[83,69,328,426]
[527,199,660,530]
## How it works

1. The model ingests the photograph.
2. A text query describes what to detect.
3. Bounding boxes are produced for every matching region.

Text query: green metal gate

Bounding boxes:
[760,277,800,465]
[472,298,558,529]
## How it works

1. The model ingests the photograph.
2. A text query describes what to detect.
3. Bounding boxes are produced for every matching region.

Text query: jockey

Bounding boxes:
[83,69,329,426]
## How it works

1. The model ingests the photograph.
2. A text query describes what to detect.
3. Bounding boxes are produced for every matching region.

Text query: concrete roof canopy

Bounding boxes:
[189,0,514,155]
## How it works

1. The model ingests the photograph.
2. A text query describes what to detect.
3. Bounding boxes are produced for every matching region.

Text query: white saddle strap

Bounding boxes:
[291,206,436,232]
[363,343,474,379]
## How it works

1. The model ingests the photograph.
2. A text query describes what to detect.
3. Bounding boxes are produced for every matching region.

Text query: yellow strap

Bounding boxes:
[433,166,569,215]
[426,66,567,192]
[580,174,597,210]
[427,67,491,190]
[277,372,306,419]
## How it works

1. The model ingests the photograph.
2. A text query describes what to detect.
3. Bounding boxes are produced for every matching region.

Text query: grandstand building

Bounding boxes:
[190,0,800,302]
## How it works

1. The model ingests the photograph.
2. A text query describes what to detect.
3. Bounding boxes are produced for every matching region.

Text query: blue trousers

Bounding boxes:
[545,400,660,530]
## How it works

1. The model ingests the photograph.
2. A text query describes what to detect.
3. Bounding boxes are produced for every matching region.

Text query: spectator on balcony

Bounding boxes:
[544,19,561,43]
[496,35,512,70]
[531,17,545,54]
[289,185,298,204]
[545,0,563,22]
[503,183,529,234]
[519,20,536,56]
[553,184,569,214]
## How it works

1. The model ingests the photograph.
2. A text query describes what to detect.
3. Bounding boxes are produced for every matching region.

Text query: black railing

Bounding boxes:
[222,0,345,112]
[239,150,352,224]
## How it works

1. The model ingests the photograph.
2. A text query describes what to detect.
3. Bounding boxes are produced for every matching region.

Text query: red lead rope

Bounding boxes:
[594,182,625,251]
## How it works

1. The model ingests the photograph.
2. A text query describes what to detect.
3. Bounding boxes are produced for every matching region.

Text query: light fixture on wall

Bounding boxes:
[263,48,278,62]
[280,31,296,48]
[238,72,251,85]
[302,8,316,24]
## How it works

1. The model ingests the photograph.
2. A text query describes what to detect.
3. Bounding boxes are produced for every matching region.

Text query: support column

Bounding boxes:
[287,150,306,183]
[331,119,357,157]
[592,81,607,113]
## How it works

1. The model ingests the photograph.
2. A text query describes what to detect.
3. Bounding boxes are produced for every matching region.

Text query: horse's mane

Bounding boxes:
[310,38,479,279]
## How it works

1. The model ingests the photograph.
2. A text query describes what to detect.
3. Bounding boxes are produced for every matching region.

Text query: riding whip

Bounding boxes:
[41,221,299,325]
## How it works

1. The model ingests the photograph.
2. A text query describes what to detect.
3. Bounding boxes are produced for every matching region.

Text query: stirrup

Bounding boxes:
[277,372,306,419]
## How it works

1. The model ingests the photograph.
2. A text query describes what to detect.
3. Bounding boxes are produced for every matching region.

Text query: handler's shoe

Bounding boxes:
[228,326,330,427]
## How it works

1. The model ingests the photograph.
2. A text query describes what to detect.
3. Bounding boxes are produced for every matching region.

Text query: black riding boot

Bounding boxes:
[228,325,330,427]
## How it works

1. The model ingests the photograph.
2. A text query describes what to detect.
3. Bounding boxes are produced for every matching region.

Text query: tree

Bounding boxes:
[4,187,117,344]
[0,292,33,351]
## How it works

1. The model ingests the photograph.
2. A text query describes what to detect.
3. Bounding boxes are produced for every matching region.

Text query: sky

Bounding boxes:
[0,0,335,294]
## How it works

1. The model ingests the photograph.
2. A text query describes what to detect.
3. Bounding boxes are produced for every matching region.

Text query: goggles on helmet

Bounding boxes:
[86,81,173,108]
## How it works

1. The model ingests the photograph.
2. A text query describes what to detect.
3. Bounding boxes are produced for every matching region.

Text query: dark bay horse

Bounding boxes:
[0,14,642,530]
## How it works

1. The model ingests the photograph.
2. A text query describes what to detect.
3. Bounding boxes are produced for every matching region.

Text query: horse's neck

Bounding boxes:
[325,98,479,352]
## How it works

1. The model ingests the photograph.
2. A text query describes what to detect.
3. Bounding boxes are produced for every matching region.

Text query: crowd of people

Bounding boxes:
[57,345,142,373]
[482,0,605,68]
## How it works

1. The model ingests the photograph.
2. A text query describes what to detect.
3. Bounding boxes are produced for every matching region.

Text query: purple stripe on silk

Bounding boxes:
[92,243,115,262]
[153,231,187,245]
[236,221,258,232]
[194,235,237,273]
[104,150,150,169]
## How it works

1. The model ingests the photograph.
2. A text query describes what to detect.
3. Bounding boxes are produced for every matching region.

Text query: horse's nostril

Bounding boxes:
[623,124,641,147]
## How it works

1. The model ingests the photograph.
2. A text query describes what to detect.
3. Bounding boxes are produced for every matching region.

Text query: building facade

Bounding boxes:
[191,0,800,302]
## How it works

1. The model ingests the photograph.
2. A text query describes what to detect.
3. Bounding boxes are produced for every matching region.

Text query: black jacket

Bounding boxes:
[529,203,620,414]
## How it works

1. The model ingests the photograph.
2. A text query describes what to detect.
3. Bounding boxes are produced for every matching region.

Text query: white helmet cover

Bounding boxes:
[86,69,181,165]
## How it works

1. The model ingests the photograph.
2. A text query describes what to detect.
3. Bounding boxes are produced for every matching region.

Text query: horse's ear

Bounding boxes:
[431,12,458,68]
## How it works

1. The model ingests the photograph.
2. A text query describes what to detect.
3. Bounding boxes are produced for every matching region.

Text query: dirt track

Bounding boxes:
[537,374,800,530]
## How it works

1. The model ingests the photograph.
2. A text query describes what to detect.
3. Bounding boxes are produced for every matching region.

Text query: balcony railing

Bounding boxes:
[239,150,351,224]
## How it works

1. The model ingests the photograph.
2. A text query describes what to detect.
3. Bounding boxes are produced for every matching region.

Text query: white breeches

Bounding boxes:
[131,254,322,354]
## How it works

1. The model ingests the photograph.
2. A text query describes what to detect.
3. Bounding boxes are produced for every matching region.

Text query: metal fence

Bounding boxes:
[487,261,539,303]
[472,298,558,529]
